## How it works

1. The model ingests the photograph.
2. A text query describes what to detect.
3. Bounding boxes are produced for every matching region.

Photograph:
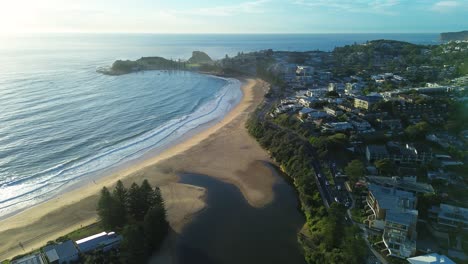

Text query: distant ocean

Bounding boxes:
[0,33,440,218]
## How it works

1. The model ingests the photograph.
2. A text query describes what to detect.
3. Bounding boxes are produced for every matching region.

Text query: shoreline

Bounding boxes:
[0,77,274,261]
[0,72,241,221]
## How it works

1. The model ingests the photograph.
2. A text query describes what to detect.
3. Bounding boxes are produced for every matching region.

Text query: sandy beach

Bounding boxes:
[0,78,275,261]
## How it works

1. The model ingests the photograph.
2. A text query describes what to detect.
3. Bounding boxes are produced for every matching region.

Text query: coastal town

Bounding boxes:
[2,38,468,264]
[244,39,468,264]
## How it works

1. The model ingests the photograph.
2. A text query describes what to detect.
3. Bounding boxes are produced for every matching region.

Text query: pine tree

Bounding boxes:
[128,182,144,221]
[143,205,169,253]
[97,187,113,228]
[113,180,128,207]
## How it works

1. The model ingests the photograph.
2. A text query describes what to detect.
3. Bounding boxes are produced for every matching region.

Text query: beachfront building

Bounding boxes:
[43,240,79,264]
[407,253,456,264]
[76,231,123,253]
[365,184,418,259]
[11,253,46,264]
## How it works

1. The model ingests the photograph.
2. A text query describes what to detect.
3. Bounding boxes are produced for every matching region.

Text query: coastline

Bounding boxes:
[0,77,274,261]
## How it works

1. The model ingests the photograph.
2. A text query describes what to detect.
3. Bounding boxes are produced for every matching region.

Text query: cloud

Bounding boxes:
[430,1,461,12]
[180,0,270,17]
[293,0,401,15]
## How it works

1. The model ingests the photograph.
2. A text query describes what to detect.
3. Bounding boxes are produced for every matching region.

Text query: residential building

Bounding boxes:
[366,143,433,164]
[43,240,79,264]
[298,107,314,118]
[76,231,123,253]
[407,253,456,264]
[365,184,418,259]
[321,122,353,133]
[11,253,46,264]
[376,118,402,130]
[296,65,314,76]
[350,119,374,133]
[323,106,343,117]
[354,95,382,110]
[366,145,389,162]
[366,176,435,194]
[428,204,468,231]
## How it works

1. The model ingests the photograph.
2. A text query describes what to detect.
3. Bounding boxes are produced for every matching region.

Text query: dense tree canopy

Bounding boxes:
[97,180,168,263]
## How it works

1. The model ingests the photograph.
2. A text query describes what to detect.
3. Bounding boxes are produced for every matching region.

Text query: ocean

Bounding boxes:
[0,33,440,218]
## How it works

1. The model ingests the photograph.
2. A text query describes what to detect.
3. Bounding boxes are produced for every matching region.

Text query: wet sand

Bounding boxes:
[0,78,275,261]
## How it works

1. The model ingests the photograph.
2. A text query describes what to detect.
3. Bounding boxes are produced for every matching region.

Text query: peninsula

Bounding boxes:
[440,30,468,41]
[97,51,214,75]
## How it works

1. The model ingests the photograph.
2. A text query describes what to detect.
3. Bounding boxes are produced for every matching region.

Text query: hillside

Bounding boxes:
[441,30,468,41]
[98,56,184,75]
[188,51,213,64]
[331,39,467,82]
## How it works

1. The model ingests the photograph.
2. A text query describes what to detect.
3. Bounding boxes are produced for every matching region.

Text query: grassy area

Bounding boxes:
[58,222,104,242]
[351,208,366,223]
[3,223,103,263]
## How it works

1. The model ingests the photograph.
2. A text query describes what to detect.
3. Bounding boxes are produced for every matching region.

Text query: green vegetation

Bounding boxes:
[404,121,430,140]
[110,57,183,75]
[344,160,365,185]
[331,39,468,81]
[247,116,367,264]
[440,30,468,41]
[374,159,395,176]
[187,51,213,64]
[95,180,168,263]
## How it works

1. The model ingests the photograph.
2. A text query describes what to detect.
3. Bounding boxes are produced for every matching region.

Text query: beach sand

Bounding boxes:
[0,78,275,260]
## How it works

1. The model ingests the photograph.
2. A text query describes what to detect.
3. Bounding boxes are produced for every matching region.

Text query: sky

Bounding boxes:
[0,0,467,34]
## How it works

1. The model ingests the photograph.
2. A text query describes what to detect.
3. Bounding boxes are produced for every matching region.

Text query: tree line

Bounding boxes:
[247,116,367,264]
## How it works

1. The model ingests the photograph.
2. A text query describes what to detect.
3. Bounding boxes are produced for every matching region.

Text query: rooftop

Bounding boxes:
[11,253,45,264]
[43,240,78,263]
[369,184,415,210]
[367,145,389,155]
[367,176,435,194]
[407,253,456,264]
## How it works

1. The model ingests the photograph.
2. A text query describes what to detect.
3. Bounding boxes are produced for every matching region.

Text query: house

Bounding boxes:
[298,107,314,118]
[76,231,123,253]
[321,122,353,133]
[376,118,402,130]
[350,119,374,133]
[366,145,389,162]
[345,82,366,95]
[366,176,434,194]
[323,106,343,117]
[428,204,468,231]
[407,253,456,264]
[366,143,433,164]
[11,253,46,264]
[296,65,314,76]
[298,97,319,107]
[354,95,382,110]
[364,184,418,259]
[43,240,79,264]
[387,143,433,164]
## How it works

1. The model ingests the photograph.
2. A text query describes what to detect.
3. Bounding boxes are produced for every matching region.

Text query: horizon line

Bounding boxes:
[0,31,452,36]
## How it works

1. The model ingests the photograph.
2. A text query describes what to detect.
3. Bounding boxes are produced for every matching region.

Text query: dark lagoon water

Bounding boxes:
[176,170,306,264]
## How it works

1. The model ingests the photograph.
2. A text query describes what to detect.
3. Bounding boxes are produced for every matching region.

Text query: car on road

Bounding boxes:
[325,181,329,186]
[334,197,340,203]
[317,173,321,178]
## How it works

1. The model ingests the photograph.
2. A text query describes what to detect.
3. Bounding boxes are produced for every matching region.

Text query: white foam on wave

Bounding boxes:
[0,76,242,219]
